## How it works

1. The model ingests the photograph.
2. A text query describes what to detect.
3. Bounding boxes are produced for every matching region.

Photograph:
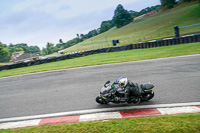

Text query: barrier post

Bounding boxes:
[174,26,180,38]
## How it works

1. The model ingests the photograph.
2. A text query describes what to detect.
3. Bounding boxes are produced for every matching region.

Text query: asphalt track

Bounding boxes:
[0,54,200,120]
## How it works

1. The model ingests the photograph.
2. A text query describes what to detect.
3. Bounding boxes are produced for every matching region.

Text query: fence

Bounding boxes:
[0,34,199,71]
[174,23,200,37]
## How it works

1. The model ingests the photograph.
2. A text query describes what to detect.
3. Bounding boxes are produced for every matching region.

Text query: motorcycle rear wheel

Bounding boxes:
[142,91,154,101]
[148,91,154,100]
[132,97,141,105]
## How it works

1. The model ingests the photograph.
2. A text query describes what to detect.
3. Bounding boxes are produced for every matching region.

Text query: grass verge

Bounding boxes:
[1,114,200,133]
[0,42,200,78]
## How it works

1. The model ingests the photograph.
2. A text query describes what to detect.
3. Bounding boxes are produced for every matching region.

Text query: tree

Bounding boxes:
[112,4,132,28]
[76,34,81,43]
[80,34,85,39]
[41,48,48,56]
[56,43,63,49]
[15,47,24,52]
[178,0,198,3]
[8,47,15,53]
[92,29,98,36]
[59,39,63,44]
[129,10,139,18]
[15,43,29,53]
[160,0,176,9]
[0,43,10,62]
[46,42,54,55]
[28,46,40,54]
[99,20,115,33]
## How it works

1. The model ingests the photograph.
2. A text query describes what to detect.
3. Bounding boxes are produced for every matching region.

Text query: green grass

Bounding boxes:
[64,2,200,53]
[1,114,200,133]
[0,42,200,78]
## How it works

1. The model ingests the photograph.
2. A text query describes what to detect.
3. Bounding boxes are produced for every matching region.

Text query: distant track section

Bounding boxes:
[0,34,199,71]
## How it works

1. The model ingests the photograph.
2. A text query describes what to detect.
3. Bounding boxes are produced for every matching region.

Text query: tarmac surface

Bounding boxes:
[0,54,200,129]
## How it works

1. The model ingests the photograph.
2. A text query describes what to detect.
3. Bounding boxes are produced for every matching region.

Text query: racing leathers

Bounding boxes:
[123,80,142,101]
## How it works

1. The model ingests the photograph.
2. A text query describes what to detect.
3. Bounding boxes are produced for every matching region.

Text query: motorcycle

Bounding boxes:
[96,80,154,104]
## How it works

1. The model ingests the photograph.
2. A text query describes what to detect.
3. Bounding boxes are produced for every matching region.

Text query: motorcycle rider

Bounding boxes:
[118,77,142,102]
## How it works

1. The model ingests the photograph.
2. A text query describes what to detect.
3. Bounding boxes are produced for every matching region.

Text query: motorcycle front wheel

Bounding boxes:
[96,96,109,104]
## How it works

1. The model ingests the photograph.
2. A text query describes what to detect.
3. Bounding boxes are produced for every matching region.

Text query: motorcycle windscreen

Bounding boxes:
[100,86,112,94]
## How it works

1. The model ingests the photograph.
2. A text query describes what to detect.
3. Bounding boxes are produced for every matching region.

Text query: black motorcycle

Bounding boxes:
[96,81,154,104]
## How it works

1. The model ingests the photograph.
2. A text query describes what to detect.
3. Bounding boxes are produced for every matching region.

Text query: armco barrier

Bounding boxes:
[0,34,199,71]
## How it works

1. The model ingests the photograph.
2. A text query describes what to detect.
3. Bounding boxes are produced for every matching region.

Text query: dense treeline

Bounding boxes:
[0,43,10,62]
[0,0,196,62]
[129,5,161,18]
[0,42,40,62]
